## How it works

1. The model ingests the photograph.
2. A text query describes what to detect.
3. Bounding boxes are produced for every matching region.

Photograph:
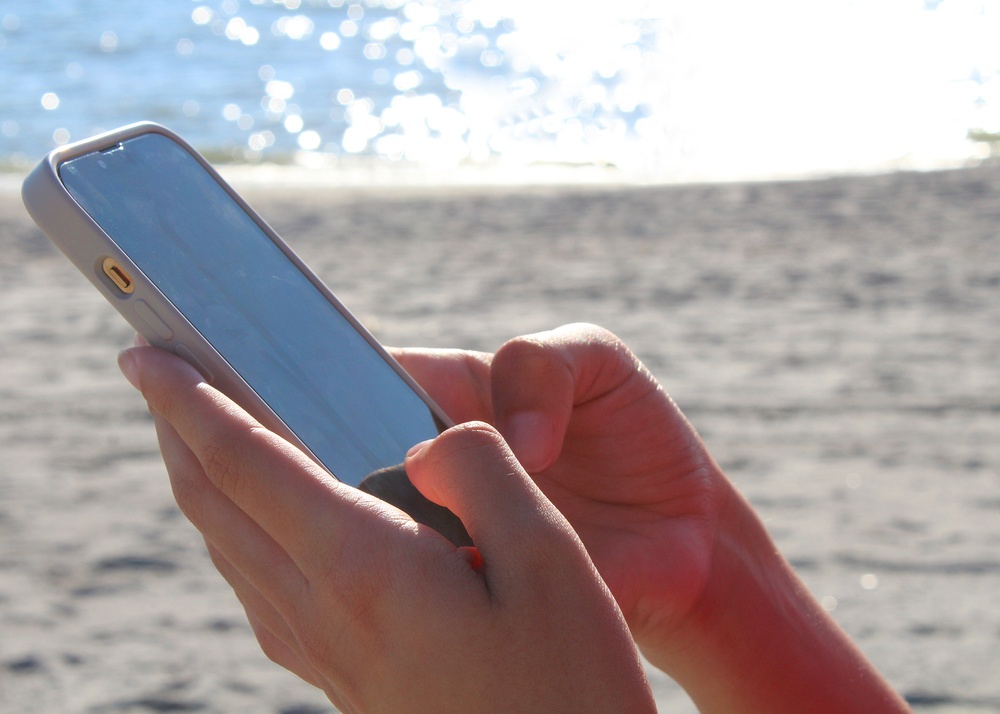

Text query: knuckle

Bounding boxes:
[493,336,568,388]
[199,425,267,497]
[559,321,610,341]
[560,322,629,357]
[166,460,201,514]
[434,420,505,454]
[495,332,550,363]
[496,323,625,369]
[201,440,241,495]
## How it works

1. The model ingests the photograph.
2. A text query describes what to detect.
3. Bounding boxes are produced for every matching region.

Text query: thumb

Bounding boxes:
[490,323,643,472]
[404,422,590,593]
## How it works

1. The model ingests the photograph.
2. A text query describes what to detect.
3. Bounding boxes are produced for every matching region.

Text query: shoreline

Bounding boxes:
[1,151,991,198]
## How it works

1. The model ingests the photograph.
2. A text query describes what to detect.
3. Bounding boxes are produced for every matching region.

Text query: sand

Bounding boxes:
[1,165,999,712]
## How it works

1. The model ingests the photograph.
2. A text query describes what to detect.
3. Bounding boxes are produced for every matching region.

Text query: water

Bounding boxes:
[0,1,660,174]
[1,0,997,182]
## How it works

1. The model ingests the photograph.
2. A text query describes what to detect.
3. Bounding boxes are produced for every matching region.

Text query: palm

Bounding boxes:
[529,378,724,638]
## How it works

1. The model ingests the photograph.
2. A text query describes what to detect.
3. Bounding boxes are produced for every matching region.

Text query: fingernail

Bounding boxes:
[405,438,433,460]
[458,545,483,571]
[506,411,553,472]
[117,349,141,391]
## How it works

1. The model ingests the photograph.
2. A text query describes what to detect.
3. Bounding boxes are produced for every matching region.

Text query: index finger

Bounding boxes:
[388,346,495,425]
[119,346,404,566]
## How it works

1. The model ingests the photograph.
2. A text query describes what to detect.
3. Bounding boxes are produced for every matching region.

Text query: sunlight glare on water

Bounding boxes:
[0,0,997,180]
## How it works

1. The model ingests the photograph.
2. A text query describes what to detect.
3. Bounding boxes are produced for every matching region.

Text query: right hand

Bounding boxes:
[394,323,911,713]
[394,324,731,651]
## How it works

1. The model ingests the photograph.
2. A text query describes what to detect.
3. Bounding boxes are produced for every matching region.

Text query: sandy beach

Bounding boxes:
[1,165,998,712]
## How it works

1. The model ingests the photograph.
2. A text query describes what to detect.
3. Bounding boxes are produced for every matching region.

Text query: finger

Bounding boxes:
[388,347,494,425]
[202,540,322,688]
[120,346,390,569]
[244,609,323,688]
[488,324,647,472]
[404,422,594,599]
[150,409,308,603]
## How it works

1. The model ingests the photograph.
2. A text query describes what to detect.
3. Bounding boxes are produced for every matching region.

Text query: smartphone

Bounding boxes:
[22,122,470,546]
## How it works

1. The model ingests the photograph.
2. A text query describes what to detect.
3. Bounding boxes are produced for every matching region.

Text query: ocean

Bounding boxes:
[0,0,996,182]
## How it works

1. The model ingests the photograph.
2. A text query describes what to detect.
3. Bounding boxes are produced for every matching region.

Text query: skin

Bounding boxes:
[118,339,655,714]
[118,323,911,713]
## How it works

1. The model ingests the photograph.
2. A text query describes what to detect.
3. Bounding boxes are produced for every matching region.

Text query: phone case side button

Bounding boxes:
[174,344,214,384]
[133,299,174,341]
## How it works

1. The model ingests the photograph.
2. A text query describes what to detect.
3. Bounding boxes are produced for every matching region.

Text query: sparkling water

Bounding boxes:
[1,1,996,181]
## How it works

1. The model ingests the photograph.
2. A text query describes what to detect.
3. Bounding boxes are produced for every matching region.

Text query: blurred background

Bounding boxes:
[1,0,999,182]
[3,3,1000,713]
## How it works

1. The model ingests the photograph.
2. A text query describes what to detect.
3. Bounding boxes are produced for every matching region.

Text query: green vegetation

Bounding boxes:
[968,128,1000,157]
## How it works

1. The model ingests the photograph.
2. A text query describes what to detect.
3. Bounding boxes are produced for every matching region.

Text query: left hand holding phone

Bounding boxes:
[117,344,656,713]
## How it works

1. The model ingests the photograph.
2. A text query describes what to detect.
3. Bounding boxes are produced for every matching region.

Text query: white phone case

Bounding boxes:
[21,122,452,471]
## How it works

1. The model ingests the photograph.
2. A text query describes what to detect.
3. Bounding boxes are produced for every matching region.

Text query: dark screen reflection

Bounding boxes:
[60,132,443,487]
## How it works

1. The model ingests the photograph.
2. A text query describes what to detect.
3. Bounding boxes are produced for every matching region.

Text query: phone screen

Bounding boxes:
[58,132,442,488]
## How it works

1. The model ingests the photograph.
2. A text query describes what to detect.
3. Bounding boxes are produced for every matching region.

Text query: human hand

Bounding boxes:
[392,324,724,650]
[393,323,911,713]
[118,345,655,713]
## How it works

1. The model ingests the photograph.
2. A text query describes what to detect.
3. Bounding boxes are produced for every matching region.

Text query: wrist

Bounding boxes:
[641,485,909,714]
